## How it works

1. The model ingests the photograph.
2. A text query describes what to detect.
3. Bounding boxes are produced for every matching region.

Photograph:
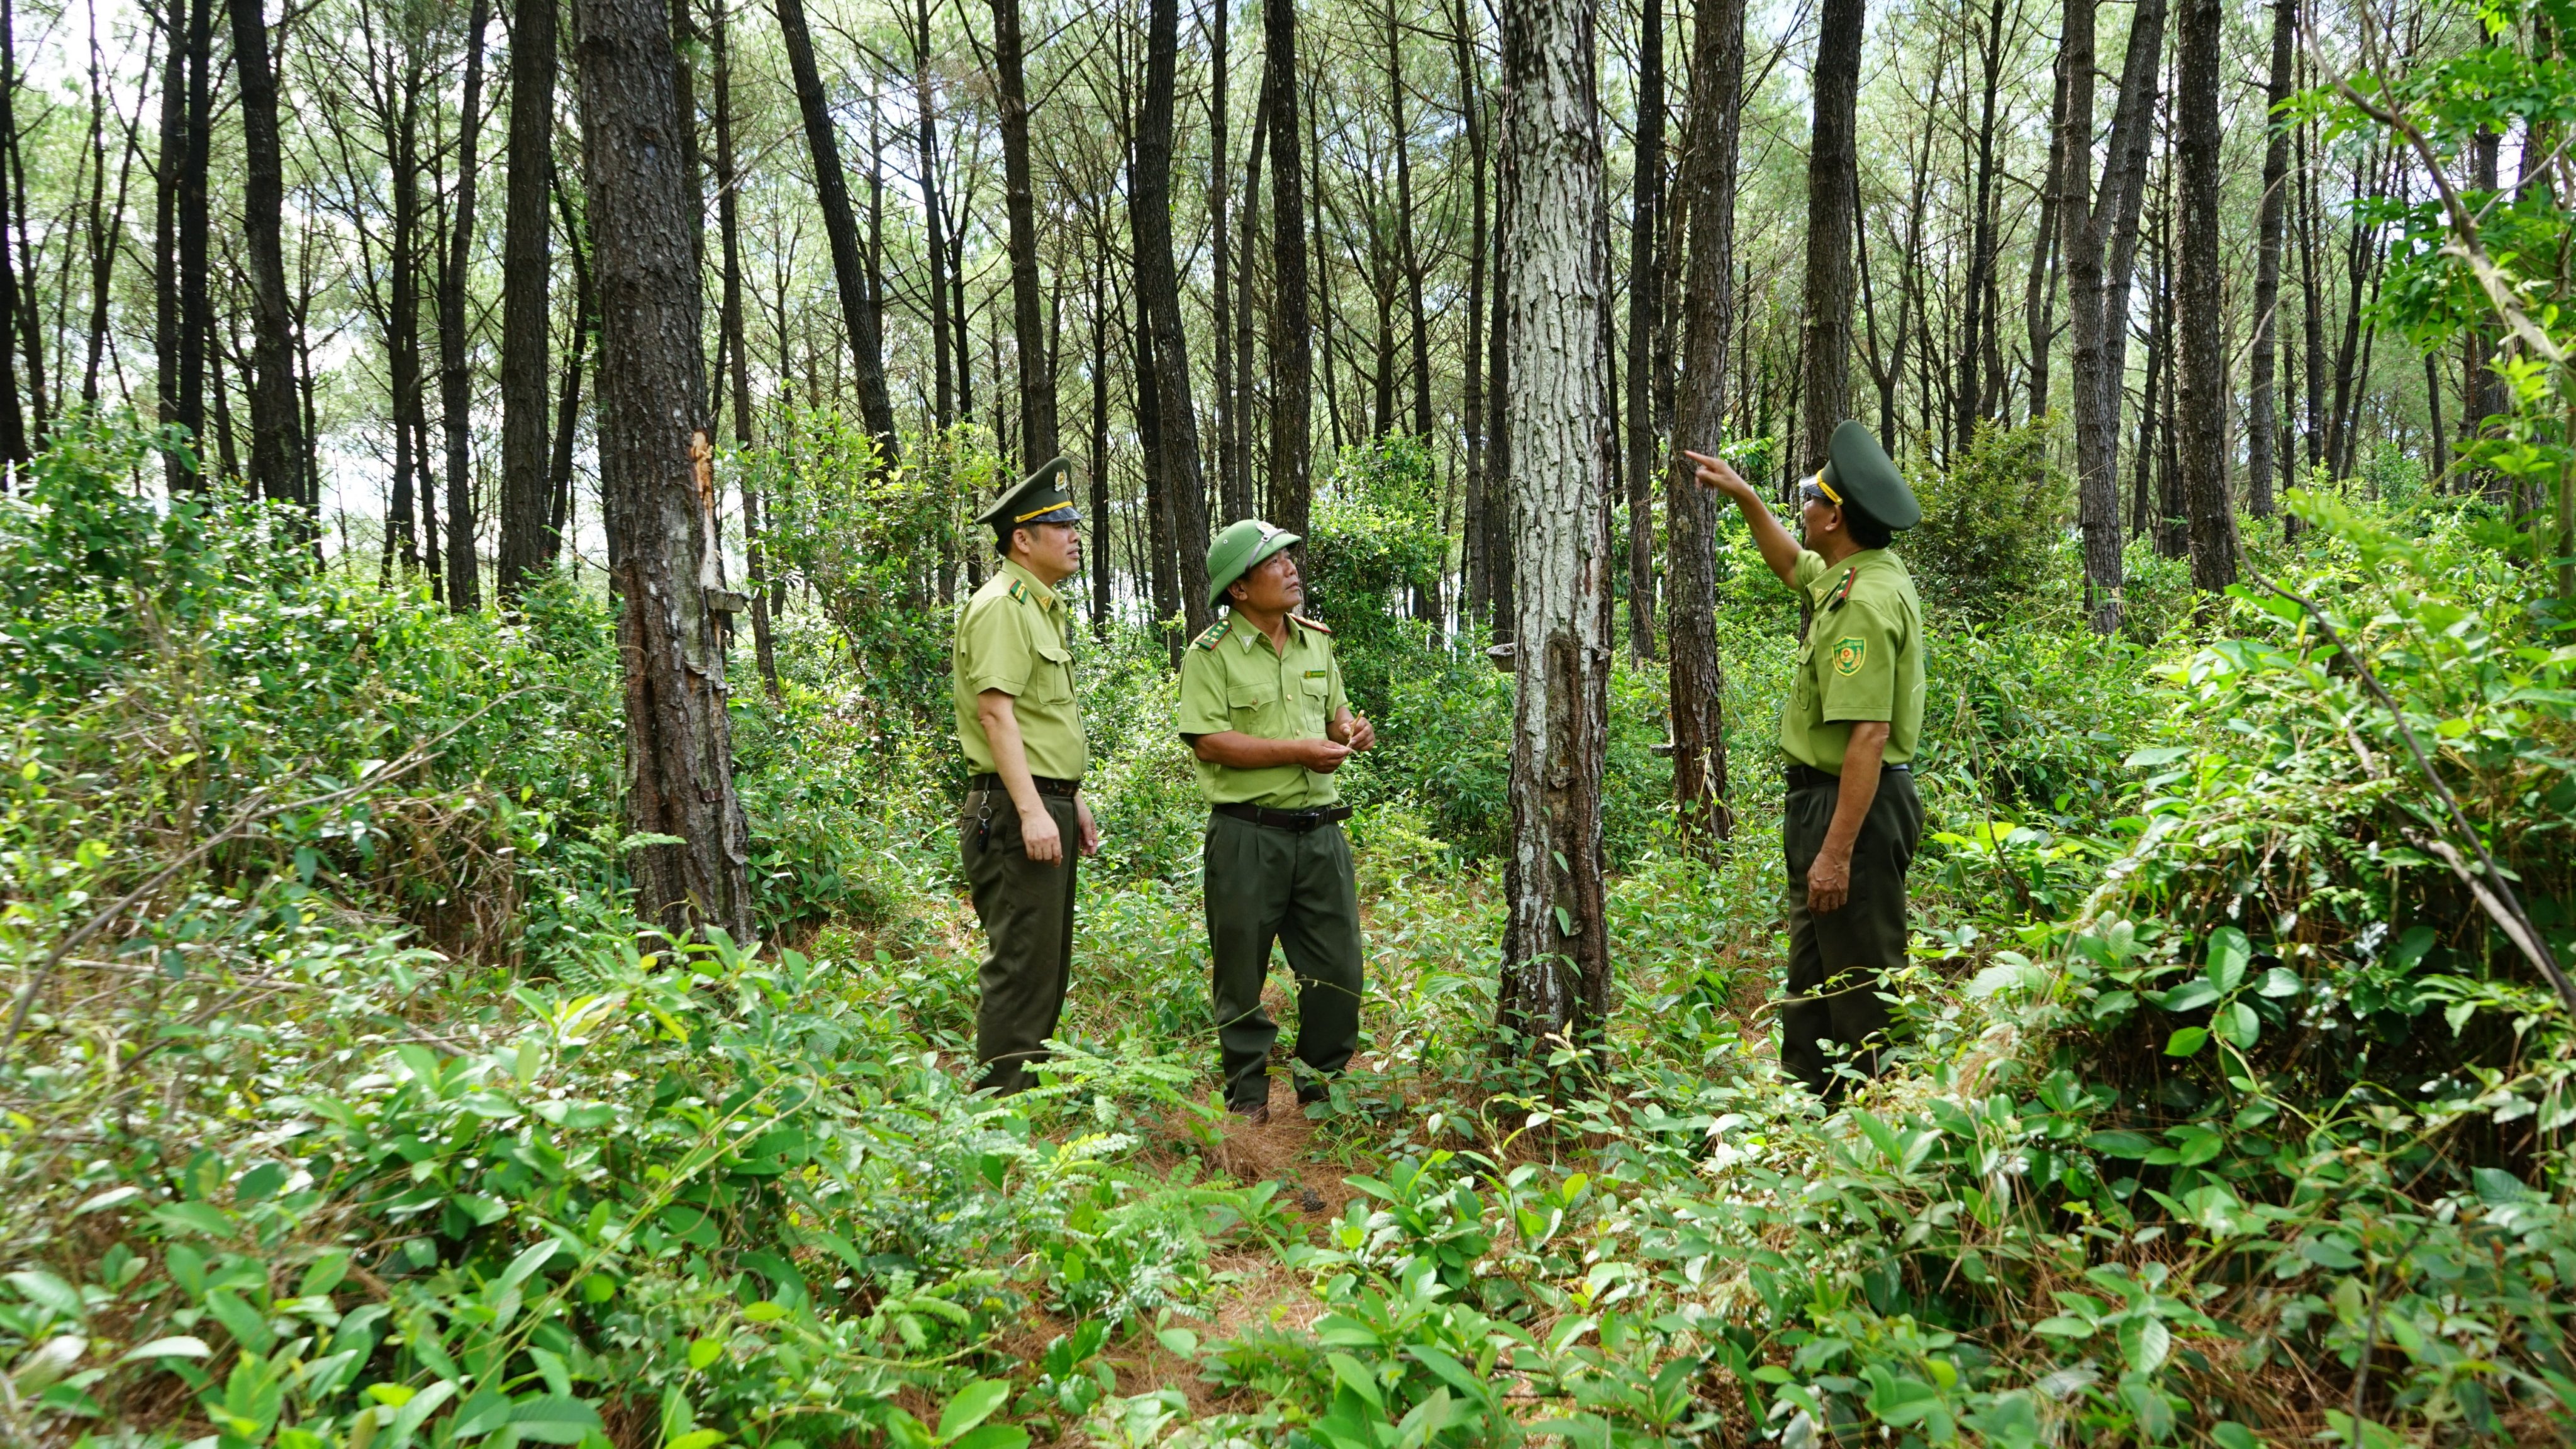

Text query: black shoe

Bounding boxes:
[1228,1101,1271,1124]
[1296,1080,1334,1106]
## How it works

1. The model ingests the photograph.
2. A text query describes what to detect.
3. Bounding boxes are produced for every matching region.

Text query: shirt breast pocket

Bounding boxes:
[1227,681,1275,718]
[1031,636,1076,702]
[1298,674,1330,731]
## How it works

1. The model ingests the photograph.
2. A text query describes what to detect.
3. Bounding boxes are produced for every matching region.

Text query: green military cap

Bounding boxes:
[1205,518,1302,610]
[974,455,1084,530]
[1808,420,1920,531]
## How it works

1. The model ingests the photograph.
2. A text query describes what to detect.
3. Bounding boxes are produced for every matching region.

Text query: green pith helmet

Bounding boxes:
[1205,518,1302,611]
[975,455,1084,532]
[1809,420,1921,531]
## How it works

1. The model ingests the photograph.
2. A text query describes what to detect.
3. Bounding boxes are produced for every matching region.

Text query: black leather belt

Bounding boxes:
[1214,802,1352,832]
[967,772,1081,798]
[1786,762,1910,790]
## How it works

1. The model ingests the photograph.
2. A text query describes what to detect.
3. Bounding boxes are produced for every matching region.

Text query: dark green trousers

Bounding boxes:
[1203,812,1365,1110]
[1781,769,1923,1099]
[961,789,1079,1094]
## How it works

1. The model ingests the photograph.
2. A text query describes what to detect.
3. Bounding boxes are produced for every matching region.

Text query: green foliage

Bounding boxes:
[1305,436,1450,714]
[1904,415,2073,619]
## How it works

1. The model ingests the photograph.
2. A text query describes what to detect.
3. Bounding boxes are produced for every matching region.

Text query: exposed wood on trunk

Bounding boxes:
[1495,0,1611,1046]
[571,0,750,941]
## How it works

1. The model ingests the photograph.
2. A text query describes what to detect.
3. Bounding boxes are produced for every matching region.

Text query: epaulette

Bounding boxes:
[1193,621,1230,651]
[1008,579,1029,603]
[1829,568,1858,611]
[1289,613,1332,635]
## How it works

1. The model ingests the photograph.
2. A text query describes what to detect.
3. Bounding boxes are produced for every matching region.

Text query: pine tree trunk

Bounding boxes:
[1796,0,1863,469]
[711,0,777,700]
[2245,0,2292,519]
[1264,0,1313,537]
[991,0,1054,465]
[571,0,751,942]
[1622,0,1661,662]
[153,2,181,490]
[2173,0,2232,592]
[497,0,557,599]
[2065,0,2163,631]
[1496,0,1612,1046]
[774,0,898,455]
[547,174,593,560]
[389,70,426,575]
[2024,46,2066,425]
[1665,0,1742,843]
[1956,0,2005,455]
[1454,0,1488,625]
[0,0,28,465]
[231,0,304,509]
[1135,0,1213,635]
[439,0,491,612]
[1208,0,1233,514]
[1230,87,1269,523]
[179,0,212,466]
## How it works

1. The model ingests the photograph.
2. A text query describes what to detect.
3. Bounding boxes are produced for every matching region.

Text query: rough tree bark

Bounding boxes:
[1454,0,1489,625]
[231,0,305,510]
[1495,0,1612,1046]
[1664,0,1743,843]
[991,0,1055,467]
[1136,0,1214,635]
[775,0,899,455]
[1265,0,1313,538]
[572,0,752,940]
[1797,0,1863,469]
[1622,0,1661,662]
[438,0,491,612]
[497,0,558,599]
[178,0,212,471]
[2063,0,2165,630]
[711,0,778,700]
[2173,0,2232,592]
[2244,0,2292,521]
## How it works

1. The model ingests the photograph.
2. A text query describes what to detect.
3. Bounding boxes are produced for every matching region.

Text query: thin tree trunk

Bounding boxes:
[153,0,180,489]
[1136,0,1213,634]
[1209,0,1233,511]
[1393,4,1430,441]
[2065,0,2165,631]
[389,64,427,575]
[2173,0,2231,591]
[916,0,952,429]
[1622,0,1661,662]
[712,0,777,699]
[1665,0,1742,841]
[2245,0,2291,519]
[1455,0,1489,626]
[1955,0,2005,455]
[0,0,28,465]
[231,0,304,507]
[1229,86,1268,522]
[1496,0,1612,1046]
[1796,0,1863,469]
[498,0,559,599]
[991,0,1054,465]
[1485,172,1513,640]
[178,0,212,465]
[774,0,898,455]
[2024,44,2066,423]
[572,0,750,940]
[547,174,593,562]
[438,0,491,611]
[1265,0,1313,536]
[1089,229,1113,633]
[1136,279,1182,656]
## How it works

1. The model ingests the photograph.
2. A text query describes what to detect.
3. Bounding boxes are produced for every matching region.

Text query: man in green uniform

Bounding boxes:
[1684,421,1926,1101]
[953,457,1100,1095]
[1178,521,1377,1121]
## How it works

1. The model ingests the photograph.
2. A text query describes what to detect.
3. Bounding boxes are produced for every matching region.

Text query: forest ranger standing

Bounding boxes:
[952,458,1101,1094]
[1179,521,1376,1122]
[1685,422,1926,1100]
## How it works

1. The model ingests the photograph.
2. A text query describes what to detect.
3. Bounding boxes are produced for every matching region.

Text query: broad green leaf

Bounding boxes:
[2030,1316,2094,1338]
[118,1336,211,1363]
[2205,927,2251,994]
[2258,967,2302,998]
[934,1379,1011,1445]
[2163,1027,2208,1058]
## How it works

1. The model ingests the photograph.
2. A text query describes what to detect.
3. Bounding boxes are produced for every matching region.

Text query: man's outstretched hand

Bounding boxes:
[1682,448,1758,503]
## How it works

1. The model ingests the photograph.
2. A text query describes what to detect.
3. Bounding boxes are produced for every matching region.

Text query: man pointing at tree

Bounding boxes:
[1685,421,1927,1102]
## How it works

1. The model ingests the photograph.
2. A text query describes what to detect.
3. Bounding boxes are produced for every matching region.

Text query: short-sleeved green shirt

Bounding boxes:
[952,559,1089,781]
[1176,612,1350,806]
[1778,548,1924,773]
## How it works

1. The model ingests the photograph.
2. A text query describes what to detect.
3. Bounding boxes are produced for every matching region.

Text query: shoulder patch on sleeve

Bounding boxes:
[1289,613,1332,635]
[1832,636,1868,676]
[1193,621,1230,651]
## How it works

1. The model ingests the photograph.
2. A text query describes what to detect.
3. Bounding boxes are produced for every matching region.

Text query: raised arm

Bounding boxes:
[1681,449,1802,586]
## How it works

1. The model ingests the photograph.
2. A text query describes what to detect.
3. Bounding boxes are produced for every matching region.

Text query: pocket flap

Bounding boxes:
[1227,682,1273,709]
[1035,636,1072,663]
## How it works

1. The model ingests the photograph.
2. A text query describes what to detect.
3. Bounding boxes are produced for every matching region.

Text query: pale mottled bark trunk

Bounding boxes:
[573,0,751,941]
[1497,0,1611,1045]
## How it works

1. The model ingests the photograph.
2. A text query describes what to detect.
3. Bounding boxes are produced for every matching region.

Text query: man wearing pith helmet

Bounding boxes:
[1179,521,1378,1123]
[952,456,1100,1096]
[1683,421,1927,1102]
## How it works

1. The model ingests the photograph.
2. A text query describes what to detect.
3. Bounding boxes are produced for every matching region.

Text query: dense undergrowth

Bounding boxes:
[0,418,2570,1448]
